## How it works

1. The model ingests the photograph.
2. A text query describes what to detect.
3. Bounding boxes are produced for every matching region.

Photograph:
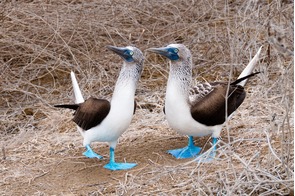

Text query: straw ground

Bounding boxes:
[0,0,293,195]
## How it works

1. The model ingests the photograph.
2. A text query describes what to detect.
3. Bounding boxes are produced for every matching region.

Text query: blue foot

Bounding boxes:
[168,145,202,159]
[195,137,218,163]
[103,147,137,171]
[167,136,201,159]
[195,152,216,163]
[83,145,103,159]
[104,162,137,171]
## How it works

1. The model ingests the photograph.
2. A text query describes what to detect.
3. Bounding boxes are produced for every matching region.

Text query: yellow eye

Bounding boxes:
[174,48,179,53]
[130,51,134,56]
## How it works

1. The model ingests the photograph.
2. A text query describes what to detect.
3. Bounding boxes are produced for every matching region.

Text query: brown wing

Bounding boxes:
[73,97,111,130]
[190,82,246,126]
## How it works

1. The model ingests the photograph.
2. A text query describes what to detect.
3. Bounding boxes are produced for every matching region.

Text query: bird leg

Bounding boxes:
[195,137,218,162]
[167,136,202,159]
[83,144,103,159]
[103,147,137,171]
[211,137,218,157]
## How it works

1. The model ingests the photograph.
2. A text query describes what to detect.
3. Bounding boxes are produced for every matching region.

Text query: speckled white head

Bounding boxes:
[165,44,192,62]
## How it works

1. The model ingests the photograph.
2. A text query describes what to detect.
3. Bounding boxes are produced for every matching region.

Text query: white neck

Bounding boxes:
[112,62,140,99]
[112,61,141,103]
[166,60,192,101]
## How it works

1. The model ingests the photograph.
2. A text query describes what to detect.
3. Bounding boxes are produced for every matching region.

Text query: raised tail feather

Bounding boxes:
[71,71,84,104]
[70,71,85,136]
[55,71,85,136]
[237,46,262,87]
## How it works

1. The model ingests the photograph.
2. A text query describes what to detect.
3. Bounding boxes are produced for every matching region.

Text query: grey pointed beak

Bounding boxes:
[106,45,126,56]
[147,46,181,61]
[106,45,133,62]
[146,47,169,57]
[106,46,133,62]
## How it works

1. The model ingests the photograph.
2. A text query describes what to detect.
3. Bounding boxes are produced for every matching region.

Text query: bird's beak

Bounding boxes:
[146,47,170,58]
[106,45,127,57]
[147,46,179,61]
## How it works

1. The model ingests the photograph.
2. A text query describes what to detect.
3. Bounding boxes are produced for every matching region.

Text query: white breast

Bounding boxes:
[82,82,135,146]
[165,80,221,137]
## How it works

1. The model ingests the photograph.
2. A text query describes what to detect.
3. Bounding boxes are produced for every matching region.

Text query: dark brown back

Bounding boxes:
[73,97,111,130]
[190,82,246,126]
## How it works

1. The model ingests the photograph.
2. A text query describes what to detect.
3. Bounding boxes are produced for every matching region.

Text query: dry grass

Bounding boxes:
[0,0,293,195]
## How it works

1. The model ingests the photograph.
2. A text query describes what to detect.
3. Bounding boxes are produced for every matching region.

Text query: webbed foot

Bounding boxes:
[168,145,201,159]
[194,137,218,163]
[167,136,201,159]
[83,145,103,159]
[103,147,136,171]
[104,162,137,171]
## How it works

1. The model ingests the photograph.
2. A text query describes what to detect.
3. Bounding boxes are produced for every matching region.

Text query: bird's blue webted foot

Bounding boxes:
[104,162,137,171]
[103,147,137,171]
[167,136,202,159]
[83,144,103,159]
[194,137,218,163]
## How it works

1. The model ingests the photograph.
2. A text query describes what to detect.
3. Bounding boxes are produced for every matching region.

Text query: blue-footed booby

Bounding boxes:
[55,45,144,170]
[147,44,262,160]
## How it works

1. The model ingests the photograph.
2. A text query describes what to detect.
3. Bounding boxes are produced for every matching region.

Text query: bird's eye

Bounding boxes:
[129,51,134,56]
[174,48,179,53]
